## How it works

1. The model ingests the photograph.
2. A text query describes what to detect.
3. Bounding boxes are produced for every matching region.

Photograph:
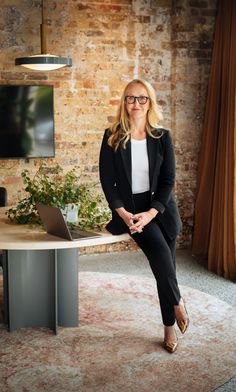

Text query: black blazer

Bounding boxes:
[99,128,182,240]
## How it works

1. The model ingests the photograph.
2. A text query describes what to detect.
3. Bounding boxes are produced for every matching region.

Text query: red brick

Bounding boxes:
[0,0,218,250]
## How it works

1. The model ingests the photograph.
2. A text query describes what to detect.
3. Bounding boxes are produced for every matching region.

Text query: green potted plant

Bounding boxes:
[6,162,111,230]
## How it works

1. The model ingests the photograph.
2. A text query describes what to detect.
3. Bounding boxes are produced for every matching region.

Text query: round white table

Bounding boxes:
[0,208,129,333]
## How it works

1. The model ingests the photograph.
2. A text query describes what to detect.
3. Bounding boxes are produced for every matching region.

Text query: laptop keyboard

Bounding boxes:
[70,230,100,239]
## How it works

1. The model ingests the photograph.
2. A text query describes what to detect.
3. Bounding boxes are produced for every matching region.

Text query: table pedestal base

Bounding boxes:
[2,248,78,334]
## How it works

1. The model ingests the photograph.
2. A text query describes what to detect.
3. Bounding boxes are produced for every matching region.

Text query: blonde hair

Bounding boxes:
[108,79,163,151]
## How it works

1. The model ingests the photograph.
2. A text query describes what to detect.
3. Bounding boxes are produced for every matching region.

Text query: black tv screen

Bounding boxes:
[0,85,55,159]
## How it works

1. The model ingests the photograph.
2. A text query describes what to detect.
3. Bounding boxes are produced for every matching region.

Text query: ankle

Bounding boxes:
[164,325,175,335]
[164,325,174,330]
[164,325,177,342]
[174,297,183,307]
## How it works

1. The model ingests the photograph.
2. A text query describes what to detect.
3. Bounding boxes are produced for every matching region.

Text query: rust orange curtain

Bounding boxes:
[192,0,236,281]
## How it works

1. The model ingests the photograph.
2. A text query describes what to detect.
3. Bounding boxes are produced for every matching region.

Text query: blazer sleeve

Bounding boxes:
[99,130,124,210]
[150,130,176,214]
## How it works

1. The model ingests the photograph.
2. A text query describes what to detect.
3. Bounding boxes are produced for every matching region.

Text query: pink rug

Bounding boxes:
[0,272,236,392]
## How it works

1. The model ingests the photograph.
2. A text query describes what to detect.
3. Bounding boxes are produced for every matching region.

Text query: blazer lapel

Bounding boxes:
[120,139,132,187]
[147,135,157,188]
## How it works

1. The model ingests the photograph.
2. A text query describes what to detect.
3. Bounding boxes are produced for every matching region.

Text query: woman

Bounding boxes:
[99,79,189,353]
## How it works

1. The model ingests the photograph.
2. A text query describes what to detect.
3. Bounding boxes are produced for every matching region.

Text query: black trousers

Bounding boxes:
[129,191,181,326]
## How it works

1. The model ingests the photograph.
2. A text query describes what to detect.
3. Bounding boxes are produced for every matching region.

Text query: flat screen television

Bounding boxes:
[0,85,55,159]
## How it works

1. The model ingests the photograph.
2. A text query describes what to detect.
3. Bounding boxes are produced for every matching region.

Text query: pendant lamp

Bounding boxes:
[15,0,72,71]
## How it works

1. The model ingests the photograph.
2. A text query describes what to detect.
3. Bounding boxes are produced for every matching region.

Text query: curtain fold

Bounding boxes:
[192,0,236,281]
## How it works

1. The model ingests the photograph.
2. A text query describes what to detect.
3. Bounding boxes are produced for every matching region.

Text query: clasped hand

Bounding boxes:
[129,211,154,234]
[116,207,158,235]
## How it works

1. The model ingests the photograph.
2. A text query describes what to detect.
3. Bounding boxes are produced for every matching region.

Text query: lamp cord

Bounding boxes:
[42,0,44,24]
[40,0,47,54]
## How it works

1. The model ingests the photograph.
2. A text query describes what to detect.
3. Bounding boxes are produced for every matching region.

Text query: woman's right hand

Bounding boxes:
[115,207,134,228]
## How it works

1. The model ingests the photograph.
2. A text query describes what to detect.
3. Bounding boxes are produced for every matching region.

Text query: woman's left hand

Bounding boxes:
[129,208,158,234]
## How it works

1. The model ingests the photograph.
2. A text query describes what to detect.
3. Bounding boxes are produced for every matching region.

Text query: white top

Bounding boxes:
[131,138,150,194]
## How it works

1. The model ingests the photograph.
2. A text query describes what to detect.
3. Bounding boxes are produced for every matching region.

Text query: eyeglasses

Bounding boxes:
[125,96,149,105]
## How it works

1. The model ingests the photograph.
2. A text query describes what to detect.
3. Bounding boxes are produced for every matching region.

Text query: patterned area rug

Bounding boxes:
[0,272,236,392]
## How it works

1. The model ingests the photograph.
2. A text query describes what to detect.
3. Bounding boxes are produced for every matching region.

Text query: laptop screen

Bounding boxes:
[36,203,100,241]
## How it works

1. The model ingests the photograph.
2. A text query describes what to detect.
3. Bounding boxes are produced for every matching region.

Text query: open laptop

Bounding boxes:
[36,203,101,241]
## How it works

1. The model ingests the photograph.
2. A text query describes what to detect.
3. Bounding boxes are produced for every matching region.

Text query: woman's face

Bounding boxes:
[124,83,150,121]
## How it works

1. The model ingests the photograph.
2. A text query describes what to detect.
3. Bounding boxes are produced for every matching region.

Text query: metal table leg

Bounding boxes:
[2,248,78,333]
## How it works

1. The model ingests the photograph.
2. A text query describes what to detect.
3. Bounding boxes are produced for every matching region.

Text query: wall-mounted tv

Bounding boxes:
[0,85,55,159]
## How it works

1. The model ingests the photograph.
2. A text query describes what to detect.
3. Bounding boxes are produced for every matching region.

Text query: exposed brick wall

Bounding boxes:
[0,0,217,250]
[79,237,139,255]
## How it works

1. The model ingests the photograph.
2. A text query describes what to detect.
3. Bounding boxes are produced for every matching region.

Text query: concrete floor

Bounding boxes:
[80,248,236,392]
